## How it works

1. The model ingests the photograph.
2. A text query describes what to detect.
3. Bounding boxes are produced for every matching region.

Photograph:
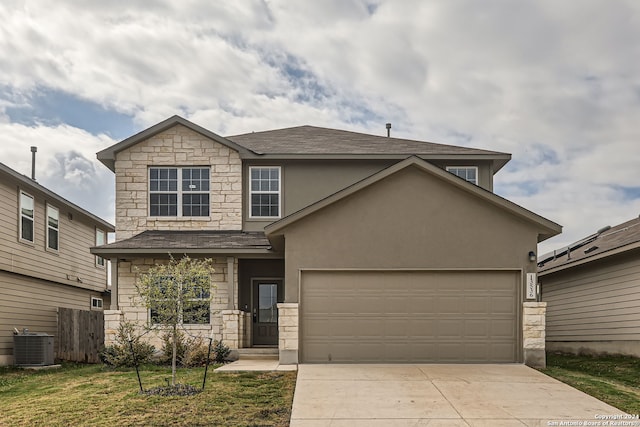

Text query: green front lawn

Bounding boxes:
[0,363,296,426]
[541,352,640,414]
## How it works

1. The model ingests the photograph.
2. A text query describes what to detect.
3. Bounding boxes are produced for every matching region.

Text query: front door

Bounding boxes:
[252,280,283,346]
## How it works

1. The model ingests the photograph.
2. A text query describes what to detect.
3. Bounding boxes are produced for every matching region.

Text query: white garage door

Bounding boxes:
[300,270,520,363]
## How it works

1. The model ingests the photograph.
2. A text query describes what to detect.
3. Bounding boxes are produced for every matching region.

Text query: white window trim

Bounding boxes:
[248,166,282,219]
[446,166,479,185]
[91,297,104,310]
[19,190,35,244]
[148,167,211,218]
[46,204,60,252]
[149,275,211,326]
[95,228,106,268]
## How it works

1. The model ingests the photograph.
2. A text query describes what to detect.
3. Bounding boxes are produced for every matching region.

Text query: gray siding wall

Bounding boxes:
[542,251,640,342]
[0,271,107,364]
[0,175,108,292]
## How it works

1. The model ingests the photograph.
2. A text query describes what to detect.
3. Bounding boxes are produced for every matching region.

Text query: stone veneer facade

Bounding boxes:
[114,124,242,240]
[107,256,239,350]
[523,301,547,368]
[277,303,299,364]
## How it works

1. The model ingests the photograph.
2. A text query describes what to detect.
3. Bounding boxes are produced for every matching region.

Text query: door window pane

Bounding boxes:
[258,284,278,323]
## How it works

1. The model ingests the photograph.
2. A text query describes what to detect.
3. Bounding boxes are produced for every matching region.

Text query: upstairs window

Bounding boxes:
[249,167,281,218]
[446,166,478,185]
[95,228,105,267]
[149,167,210,217]
[46,205,59,251]
[19,191,34,243]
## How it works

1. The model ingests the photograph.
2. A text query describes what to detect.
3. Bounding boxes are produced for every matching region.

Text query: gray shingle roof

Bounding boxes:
[538,216,640,273]
[227,125,506,157]
[97,116,511,172]
[91,230,272,255]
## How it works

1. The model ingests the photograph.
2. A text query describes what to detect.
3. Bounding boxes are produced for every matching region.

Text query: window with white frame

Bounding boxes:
[95,229,105,267]
[46,205,59,251]
[150,274,210,325]
[91,297,103,310]
[149,167,210,217]
[446,166,478,185]
[19,191,34,242]
[249,167,281,218]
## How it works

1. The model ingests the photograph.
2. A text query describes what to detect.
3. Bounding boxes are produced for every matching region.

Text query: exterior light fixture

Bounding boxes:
[528,251,537,262]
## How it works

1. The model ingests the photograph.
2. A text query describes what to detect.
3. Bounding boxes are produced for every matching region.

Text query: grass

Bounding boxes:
[541,352,640,414]
[0,363,297,426]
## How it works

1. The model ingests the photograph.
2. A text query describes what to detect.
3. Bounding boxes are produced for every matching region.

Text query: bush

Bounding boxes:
[181,337,212,367]
[213,340,231,364]
[100,321,155,368]
[158,330,189,366]
[158,333,231,366]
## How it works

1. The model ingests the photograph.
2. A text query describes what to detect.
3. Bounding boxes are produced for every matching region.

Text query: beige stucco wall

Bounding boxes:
[114,124,242,240]
[244,159,495,232]
[113,256,237,349]
[280,165,540,302]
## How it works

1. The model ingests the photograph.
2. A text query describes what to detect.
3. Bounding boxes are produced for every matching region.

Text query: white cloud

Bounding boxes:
[0,121,116,223]
[0,0,639,254]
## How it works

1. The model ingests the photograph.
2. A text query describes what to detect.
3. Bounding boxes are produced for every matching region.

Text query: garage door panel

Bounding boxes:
[301,270,519,363]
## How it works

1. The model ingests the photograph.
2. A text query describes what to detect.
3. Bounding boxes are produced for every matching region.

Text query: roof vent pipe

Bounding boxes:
[30,146,37,181]
[386,123,391,137]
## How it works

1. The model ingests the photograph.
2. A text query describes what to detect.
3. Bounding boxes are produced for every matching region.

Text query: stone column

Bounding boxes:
[277,303,299,365]
[523,302,547,368]
[104,310,124,346]
[221,309,243,350]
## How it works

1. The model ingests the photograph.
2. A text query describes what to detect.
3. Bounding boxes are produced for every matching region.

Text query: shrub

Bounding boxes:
[213,340,231,364]
[181,337,210,367]
[100,321,155,367]
[158,330,189,366]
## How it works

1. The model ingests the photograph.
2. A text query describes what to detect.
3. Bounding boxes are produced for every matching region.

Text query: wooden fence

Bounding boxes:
[57,307,104,363]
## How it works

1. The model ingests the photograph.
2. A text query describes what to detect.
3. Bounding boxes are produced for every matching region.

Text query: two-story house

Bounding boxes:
[0,162,115,365]
[93,116,561,367]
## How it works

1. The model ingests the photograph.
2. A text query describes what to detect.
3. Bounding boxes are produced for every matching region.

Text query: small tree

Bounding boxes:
[133,255,215,386]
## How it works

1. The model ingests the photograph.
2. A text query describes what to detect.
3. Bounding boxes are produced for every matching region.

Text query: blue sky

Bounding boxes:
[1,0,639,255]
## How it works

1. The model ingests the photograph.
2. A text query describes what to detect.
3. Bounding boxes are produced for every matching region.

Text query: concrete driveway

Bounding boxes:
[290,364,625,426]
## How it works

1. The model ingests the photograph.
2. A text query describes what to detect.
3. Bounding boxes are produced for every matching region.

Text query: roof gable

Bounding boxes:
[265,156,561,243]
[96,115,253,172]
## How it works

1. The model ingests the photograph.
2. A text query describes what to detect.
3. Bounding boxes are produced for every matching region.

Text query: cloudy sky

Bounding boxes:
[1,0,639,255]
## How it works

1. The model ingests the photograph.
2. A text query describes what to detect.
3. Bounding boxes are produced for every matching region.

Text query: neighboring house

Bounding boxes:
[92,115,561,367]
[0,162,115,365]
[539,216,640,357]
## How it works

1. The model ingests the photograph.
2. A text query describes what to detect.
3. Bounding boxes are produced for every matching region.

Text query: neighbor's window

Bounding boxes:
[149,167,210,217]
[150,274,210,325]
[446,166,478,185]
[19,191,34,243]
[46,205,59,251]
[95,229,105,267]
[91,297,104,310]
[249,166,280,218]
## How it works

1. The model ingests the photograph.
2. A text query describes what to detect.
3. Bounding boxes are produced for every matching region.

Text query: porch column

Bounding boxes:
[523,302,547,368]
[104,310,123,346]
[221,309,243,350]
[277,303,299,364]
